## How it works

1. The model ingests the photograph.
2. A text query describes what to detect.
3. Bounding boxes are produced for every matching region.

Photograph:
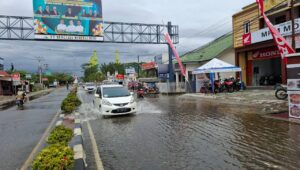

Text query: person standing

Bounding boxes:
[66,81,69,90]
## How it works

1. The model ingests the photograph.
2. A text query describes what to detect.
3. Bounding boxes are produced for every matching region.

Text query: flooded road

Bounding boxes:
[78,90,300,170]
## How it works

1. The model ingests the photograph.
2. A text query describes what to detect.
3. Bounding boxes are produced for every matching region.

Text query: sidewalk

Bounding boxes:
[181,90,288,115]
[0,88,55,110]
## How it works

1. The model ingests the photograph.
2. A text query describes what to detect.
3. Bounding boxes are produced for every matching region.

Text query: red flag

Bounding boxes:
[256,0,295,64]
[164,33,186,76]
[256,0,264,15]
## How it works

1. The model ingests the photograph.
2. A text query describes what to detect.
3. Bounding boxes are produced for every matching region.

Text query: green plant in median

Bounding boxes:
[32,144,74,170]
[61,91,81,114]
[47,125,73,145]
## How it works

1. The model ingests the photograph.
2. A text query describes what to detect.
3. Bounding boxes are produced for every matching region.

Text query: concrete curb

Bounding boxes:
[71,112,86,170]
[55,112,86,170]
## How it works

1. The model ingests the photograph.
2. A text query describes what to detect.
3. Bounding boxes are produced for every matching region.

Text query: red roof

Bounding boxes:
[0,71,10,77]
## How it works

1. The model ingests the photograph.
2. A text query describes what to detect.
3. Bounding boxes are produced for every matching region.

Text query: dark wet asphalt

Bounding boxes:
[78,89,300,170]
[0,88,68,169]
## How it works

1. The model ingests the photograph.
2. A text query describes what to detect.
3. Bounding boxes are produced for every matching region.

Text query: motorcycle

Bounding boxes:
[137,88,145,98]
[275,85,288,100]
[223,78,234,93]
[214,80,223,93]
[232,78,246,91]
[16,99,25,110]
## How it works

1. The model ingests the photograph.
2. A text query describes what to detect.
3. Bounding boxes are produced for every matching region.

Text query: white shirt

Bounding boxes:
[66,25,76,33]
[57,24,67,32]
[75,25,84,33]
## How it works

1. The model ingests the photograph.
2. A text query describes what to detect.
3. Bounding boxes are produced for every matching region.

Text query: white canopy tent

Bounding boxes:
[192,58,241,74]
[192,58,243,93]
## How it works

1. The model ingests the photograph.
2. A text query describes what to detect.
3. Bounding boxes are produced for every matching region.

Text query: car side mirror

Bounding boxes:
[94,94,100,98]
[130,92,134,96]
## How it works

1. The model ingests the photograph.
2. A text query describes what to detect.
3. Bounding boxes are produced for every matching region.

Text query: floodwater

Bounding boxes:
[79,90,300,170]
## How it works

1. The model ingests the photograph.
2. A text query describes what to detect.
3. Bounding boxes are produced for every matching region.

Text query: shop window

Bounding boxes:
[275,15,286,24]
[244,21,250,34]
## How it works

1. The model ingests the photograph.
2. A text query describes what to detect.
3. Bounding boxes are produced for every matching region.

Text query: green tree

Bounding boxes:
[82,50,104,82]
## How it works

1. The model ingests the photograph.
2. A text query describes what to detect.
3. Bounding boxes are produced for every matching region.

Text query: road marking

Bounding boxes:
[87,121,104,170]
[20,110,60,170]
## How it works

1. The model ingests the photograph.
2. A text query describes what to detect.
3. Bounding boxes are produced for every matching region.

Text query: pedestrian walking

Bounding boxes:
[66,81,69,90]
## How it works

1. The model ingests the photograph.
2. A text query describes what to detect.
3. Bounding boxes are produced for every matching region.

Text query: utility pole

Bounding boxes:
[290,0,296,50]
[137,55,140,77]
[35,56,44,85]
[168,21,175,83]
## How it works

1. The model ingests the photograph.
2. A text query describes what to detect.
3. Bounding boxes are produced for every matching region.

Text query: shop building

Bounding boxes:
[175,33,235,92]
[178,33,235,83]
[233,1,300,86]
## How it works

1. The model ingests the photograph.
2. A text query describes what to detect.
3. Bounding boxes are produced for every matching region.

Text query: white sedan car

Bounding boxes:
[84,83,96,93]
[93,85,137,116]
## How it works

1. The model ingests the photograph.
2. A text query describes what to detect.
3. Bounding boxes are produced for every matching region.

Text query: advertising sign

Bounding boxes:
[252,47,280,60]
[25,74,32,79]
[250,18,300,44]
[33,0,103,41]
[141,62,156,70]
[12,73,20,81]
[115,74,124,80]
[125,68,136,74]
[287,56,300,119]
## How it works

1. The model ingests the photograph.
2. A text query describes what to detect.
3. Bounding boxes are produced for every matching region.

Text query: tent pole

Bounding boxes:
[240,71,243,91]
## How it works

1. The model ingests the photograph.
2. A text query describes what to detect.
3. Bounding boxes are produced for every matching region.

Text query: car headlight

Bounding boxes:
[130,97,135,104]
[102,99,112,106]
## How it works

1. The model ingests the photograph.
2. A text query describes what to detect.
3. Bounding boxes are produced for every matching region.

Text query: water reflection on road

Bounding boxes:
[79,90,300,170]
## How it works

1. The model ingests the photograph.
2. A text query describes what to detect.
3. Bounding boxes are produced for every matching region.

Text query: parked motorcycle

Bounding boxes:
[214,80,223,93]
[223,78,234,93]
[275,85,288,100]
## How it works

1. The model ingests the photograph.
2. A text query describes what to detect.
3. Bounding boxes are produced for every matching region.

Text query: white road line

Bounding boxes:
[20,110,60,170]
[87,121,104,170]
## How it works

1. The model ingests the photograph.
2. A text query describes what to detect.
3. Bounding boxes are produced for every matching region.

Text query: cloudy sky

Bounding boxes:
[0,0,254,75]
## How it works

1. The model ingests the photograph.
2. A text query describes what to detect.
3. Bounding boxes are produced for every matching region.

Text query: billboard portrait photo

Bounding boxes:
[33,0,103,41]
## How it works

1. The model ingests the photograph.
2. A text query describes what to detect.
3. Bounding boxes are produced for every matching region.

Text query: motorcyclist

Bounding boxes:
[16,89,27,106]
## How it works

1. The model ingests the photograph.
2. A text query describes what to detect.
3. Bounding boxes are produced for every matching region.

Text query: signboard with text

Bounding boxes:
[252,47,280,60]
[287,54,300,119]
[33,0,103,41]
[245,18,300,45]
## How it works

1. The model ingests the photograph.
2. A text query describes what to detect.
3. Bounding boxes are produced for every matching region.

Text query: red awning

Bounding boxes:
[0,71,10,77]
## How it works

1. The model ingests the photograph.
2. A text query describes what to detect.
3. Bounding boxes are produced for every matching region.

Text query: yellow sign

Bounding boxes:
[264,0,285,11]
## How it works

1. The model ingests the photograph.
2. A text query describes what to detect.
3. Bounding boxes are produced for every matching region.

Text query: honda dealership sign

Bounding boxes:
[33,0,103,41]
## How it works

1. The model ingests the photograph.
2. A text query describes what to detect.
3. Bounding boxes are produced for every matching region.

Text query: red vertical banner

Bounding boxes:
[164,33,186,77]
[256,0,295,64]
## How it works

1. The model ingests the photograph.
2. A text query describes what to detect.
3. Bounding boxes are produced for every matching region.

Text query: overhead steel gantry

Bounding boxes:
[0,15,179,82]
[0,15,179,44]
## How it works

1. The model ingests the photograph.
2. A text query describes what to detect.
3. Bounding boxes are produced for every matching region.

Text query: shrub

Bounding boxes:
[61,91,81,114]
[32,144,74,170]
[47,125,73,145]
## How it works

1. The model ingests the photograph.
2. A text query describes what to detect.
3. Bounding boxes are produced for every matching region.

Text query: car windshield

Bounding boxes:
[103,87,130,98]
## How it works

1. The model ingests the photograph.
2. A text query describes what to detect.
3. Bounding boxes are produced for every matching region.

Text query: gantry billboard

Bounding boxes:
[33,0,103,41]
